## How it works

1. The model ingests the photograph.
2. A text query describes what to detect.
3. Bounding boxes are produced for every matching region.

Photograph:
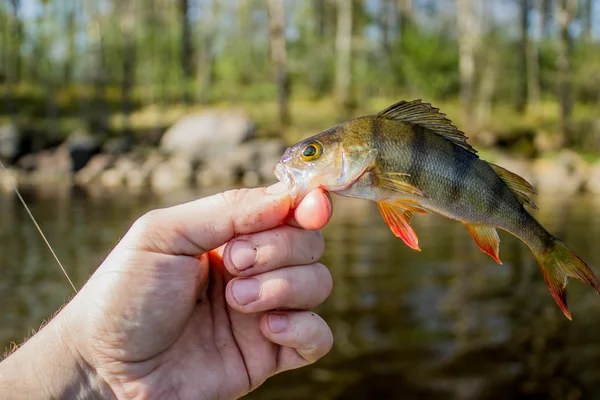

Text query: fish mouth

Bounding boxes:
[274,162,295,190]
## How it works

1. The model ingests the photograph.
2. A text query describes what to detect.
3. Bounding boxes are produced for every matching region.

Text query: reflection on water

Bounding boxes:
[1,188,600,399]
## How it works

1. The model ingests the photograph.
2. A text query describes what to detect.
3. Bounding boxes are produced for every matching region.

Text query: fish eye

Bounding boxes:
[300,142,323,161]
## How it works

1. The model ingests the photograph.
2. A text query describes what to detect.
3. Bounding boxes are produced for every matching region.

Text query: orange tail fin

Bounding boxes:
[535,239,600,320]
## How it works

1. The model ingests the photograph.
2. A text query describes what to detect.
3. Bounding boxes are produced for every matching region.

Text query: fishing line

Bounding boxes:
[0,159,77,293]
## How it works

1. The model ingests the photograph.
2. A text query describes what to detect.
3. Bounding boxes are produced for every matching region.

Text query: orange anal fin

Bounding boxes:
[465,224,502,264]
[377,201,420,251]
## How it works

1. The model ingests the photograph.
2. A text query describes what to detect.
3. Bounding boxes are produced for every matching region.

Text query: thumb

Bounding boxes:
[123,184,291,256]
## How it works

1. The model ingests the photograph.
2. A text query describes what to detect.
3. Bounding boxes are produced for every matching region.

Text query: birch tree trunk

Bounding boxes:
[583,0,592,43]
[457,0,477,130]
[87,0,108,133]
[180,0,193,104]
[527,0,542,112]
[197,0,218,103]
[121,0,136,133]
[268,0,290,129]
[516,0,529,113]
[335,0,353,119]
[557,0,577,145]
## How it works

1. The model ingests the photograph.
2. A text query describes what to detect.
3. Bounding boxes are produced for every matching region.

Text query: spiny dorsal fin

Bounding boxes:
[488,163,538,210]
[377,99,477,155]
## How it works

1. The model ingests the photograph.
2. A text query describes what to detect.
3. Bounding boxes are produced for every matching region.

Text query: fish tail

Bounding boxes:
[534,238,599,320]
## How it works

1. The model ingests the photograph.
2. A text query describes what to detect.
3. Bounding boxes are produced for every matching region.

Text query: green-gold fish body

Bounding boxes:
[274,99,600,319]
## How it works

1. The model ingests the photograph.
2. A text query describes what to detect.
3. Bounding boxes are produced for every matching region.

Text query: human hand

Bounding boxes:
[0,184,333,399]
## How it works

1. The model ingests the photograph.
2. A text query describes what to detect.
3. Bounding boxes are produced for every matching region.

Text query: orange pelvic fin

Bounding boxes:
[465,224,502,264]
[377,201,420,251]
[535,239,600,320]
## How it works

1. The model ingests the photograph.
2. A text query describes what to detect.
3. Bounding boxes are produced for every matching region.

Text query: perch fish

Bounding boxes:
[274,99,600,319]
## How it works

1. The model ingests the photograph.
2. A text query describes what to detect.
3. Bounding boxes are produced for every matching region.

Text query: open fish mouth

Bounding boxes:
[274,162,295,190]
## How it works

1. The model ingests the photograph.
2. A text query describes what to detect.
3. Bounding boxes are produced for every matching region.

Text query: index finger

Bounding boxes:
[286,188,333,230]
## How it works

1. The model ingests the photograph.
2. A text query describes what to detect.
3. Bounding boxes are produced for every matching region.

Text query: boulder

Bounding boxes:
[150,157,193,193]
[160,110,254,162]
[75,154,115,185]
[585,161,600,195]
[0,122,21,164]
[67,130,101,172]
[125,153,163,190]
[195,138,286,187]
[17,145,72,185]
[533,150,587,195]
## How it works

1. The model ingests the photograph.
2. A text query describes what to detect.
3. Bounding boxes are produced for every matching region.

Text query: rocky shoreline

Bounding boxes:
[1,110,600,196]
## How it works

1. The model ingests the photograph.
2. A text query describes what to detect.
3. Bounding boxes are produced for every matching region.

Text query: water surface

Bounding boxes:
[1,187,600,399]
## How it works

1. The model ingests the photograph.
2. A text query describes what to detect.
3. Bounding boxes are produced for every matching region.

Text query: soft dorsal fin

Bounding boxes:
[488,163,538,210]
[377,99,477,155]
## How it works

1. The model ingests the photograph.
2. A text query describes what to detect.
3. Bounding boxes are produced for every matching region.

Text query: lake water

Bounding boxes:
[1,186,600,399]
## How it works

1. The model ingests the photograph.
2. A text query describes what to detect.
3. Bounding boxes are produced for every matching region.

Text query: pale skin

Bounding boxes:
[0,183,334,399]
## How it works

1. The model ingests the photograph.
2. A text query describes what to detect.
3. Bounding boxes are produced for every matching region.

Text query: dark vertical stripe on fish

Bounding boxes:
[447,147,477,204]
[485,177,507,216]
[407,125,429,188]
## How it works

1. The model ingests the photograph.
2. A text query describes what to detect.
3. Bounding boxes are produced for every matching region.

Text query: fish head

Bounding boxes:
[274,122,378,204]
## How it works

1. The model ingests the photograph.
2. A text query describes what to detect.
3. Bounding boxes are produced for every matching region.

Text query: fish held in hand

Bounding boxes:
[273,99,600,320]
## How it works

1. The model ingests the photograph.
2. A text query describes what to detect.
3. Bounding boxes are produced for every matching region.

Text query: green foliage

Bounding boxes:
[0,0,599,155]
[392,28,460,99]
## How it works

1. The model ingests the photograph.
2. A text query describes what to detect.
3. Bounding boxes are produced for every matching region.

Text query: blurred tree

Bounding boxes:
[267,0,290,129]
[120,0,136,133]
[86,0,108,133]
[541,0,554,37]
[583,0,593,43]
[457,0,477,129]
[557,0,577,144]
[335,0,353,118]
[197,0,218,103]
[180,0,193,104]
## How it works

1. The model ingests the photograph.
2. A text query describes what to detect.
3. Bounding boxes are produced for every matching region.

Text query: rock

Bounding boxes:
[160,110,254,162]
[534,131,563,153]
[75,154,115,185]
[585,161,600,195]
[0,123,21,164]
[195,138,286,187]
[533,150,587,195]
[17,145,72,185]
[125,153,163,190]
[253,139,287,183]
[102,136,133,155]
[67,130,101,172]
[151,157,193,192]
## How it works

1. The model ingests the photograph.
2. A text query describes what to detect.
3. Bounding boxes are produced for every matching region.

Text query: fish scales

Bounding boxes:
[274,99,600,319]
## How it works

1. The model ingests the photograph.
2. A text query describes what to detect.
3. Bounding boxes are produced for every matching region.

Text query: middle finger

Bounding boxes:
[226,263,332,313]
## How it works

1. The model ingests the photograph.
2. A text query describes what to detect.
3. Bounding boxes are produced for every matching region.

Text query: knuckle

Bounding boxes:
[310,230,325,260]
[218,188,252,207]
[300,314,333,362]
[313,263,333,300]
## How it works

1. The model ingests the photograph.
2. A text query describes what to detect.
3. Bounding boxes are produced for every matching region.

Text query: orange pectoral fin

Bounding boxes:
[465,224,502,264]
[377,201,420,251]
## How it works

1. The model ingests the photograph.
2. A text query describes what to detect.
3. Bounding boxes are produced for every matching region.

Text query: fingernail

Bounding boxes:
[232,279,261,305]
[268,313,288,333]
[266,182,288,194]
[230,240,257,271]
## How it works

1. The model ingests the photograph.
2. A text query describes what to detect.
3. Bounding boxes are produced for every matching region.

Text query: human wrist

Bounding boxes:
[0,300,116,399]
